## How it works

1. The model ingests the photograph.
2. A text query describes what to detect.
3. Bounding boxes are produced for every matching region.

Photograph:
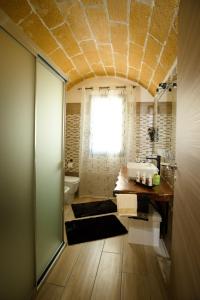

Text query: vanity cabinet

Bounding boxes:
[113,166,173,238]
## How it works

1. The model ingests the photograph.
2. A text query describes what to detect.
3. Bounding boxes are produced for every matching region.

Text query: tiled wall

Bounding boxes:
[65,104,81,174]
[154,114,172,154]
[65,102,172,173]
[159,90,176,187]
[136,102,172,160]
[171,92,177,158]
[136,113,154,160]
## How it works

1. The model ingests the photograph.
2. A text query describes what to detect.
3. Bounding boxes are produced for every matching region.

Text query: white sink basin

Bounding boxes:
[127,162,158,179]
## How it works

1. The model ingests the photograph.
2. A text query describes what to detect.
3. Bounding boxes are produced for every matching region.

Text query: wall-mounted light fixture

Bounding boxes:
[156,82,177,93]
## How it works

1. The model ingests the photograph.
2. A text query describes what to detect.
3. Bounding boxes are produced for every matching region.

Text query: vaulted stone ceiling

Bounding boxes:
[0,0,178,94]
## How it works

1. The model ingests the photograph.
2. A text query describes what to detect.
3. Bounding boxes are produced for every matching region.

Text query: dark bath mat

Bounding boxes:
[65,214,128,245]
[71,199,117,218]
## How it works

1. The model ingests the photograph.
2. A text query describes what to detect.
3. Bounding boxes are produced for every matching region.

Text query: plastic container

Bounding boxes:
[142,173,146,184]
[148,175,153,187]
[136,171,140,183]
[127,162,158,179]
[153,173,160,186]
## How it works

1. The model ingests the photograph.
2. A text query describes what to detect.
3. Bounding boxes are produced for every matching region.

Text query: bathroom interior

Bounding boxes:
[0,0,200,299]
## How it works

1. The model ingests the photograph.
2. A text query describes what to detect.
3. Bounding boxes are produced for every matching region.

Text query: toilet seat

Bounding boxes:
[64,176,80,184]
[64,176,80,204]
[64,186,70,193]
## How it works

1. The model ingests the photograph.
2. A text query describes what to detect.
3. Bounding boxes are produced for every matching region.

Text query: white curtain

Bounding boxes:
[79,86,136,197]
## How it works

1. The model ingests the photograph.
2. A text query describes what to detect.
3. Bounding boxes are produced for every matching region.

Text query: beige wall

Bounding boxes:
[65,77,154,173]
[65,78,172,173]
[66,77,154,103]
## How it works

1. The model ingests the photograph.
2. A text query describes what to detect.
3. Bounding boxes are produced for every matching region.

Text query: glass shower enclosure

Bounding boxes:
[35,58,65,283]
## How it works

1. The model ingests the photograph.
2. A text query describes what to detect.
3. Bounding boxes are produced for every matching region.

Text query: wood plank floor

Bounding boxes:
[35,196,168,300]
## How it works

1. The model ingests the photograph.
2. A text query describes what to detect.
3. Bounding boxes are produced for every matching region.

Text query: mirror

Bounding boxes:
[154,71,177,187]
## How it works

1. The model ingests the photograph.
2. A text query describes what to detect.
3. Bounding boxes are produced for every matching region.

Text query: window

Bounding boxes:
[90,94,124,155]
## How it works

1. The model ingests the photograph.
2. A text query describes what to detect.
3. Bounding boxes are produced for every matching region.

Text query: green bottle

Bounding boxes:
[153,173,160,186]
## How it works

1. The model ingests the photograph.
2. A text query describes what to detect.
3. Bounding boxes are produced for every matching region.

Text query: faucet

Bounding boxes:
[146,155,161,175]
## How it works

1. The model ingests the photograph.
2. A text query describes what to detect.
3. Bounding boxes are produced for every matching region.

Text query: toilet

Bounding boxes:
[64,176,80,204]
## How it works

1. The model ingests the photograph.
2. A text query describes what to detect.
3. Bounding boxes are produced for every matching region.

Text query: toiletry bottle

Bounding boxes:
[148,175,152,187]
[142,173,146,185]
[153,173,160,186]
[136,171,140,183]
[140,173,143,183]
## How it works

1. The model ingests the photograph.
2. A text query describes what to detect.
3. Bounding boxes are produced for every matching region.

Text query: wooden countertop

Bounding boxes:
[113,166,173,202]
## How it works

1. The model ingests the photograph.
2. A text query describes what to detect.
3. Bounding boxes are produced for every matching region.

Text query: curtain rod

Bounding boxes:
[77,85,136,90]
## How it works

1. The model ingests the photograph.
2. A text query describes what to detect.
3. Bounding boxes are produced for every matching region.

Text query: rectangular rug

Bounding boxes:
[71,199,117,218]
[65,214,128,245]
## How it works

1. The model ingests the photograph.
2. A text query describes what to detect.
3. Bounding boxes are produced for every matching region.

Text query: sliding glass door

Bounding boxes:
[35,59,64,282]
[0,27,65,297]
[0,28,35,300]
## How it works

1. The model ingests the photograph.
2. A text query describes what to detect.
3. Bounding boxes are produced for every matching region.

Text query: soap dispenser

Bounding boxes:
[153,173,160,186]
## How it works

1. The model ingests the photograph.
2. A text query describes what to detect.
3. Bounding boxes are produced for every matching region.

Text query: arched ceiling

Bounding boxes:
[0,0,178,95]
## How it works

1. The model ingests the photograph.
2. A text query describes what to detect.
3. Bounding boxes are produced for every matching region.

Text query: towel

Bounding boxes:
[116,194,150,220]
[116,193,138,216]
